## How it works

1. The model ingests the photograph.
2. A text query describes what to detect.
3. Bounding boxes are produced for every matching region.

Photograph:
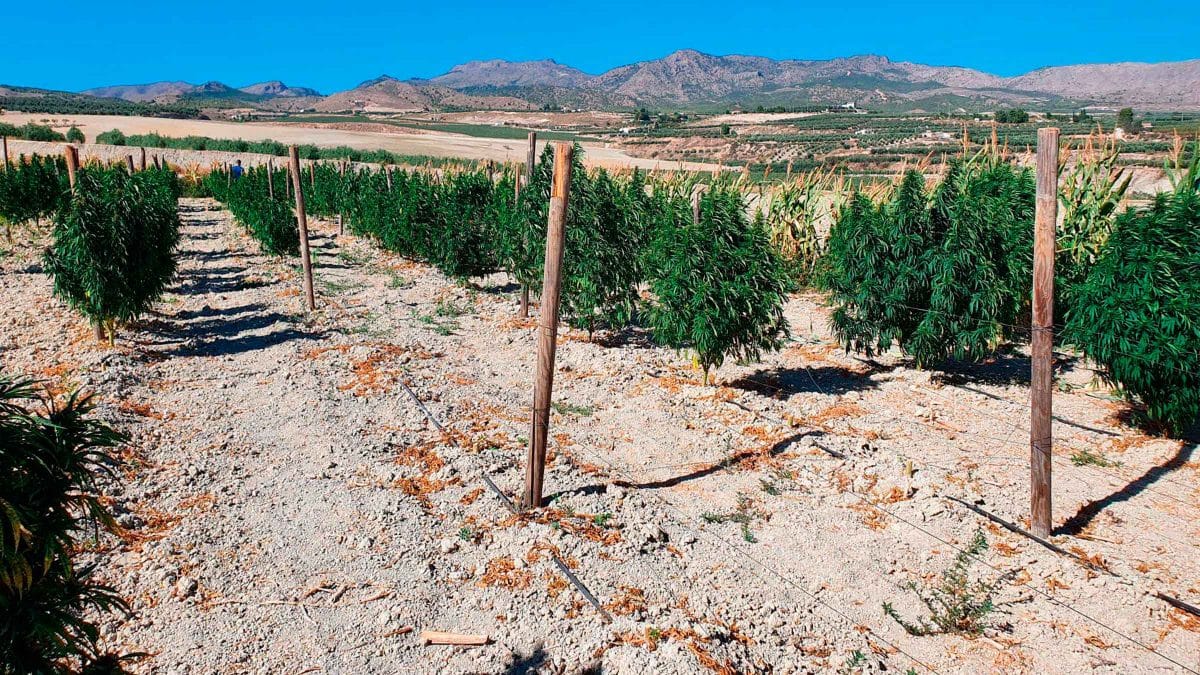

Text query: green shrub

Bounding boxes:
[0,123,66,142]
[44,165,180,341]
[647,184,789,382]
[66,126,85,144]
[0,376,133,673]
[1065,147,1200,435]
[95,129,126,146]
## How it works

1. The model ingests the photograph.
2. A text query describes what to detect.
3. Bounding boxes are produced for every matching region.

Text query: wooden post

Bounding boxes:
[126,155,135,173]
[691,188,702,225]
[267,160,275,199]
[139,147,147,171]
[519,131,537,319]
[309,161,315,188]
[1,136,7,171]
[523,142,572,511]
[525,131,537,184]
[1030,126,1059,539]
[64,144,78,190]
[385,166,393,192]
[288,146,316,312]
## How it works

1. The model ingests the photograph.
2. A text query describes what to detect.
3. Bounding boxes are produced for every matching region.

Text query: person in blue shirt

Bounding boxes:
[231,160,244,180]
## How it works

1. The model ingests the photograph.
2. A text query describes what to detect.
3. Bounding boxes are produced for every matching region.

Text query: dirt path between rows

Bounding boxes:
[1,199,1197,674]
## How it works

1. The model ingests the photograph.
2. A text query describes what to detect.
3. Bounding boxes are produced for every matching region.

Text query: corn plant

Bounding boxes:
[762,168,840,286]
[1064,142,1200,435]
[45,165,180,342]
[1057,131,1131,304]
[0,376,134,673]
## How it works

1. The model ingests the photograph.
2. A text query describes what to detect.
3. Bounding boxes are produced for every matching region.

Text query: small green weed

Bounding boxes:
[883,529,1010,636]
[551,401,594,417]
[1070,448,1119,467]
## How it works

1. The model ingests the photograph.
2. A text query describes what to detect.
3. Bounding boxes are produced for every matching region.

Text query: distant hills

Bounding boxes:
[10,51,1200,115]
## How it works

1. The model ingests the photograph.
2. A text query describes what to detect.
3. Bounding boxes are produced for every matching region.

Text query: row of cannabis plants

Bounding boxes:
[205,140,1198,434]
[0,154,70,240]
[3,154,181,343]
[207,146,789,383]
[1,158,169,670]
[818,142,1199,435]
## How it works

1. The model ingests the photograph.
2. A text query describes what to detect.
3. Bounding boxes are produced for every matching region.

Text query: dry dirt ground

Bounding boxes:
[1,200,1198,674]
[1,113,721,172]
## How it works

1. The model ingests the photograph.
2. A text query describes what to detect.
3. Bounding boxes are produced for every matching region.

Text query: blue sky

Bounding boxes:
[3,0,1197,93]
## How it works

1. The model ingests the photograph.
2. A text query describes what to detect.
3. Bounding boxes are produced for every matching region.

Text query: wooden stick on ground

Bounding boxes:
[419,631,489,646]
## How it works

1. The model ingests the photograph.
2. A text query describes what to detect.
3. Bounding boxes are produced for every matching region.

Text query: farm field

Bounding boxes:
[2,192,1197,673]
[0,112,723,172]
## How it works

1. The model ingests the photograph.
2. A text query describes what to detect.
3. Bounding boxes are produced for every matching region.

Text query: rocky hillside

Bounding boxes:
[53,51,1200,113]
[312,76,534,113]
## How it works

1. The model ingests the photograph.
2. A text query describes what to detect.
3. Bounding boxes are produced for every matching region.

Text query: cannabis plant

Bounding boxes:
[822,170,935,357]
[906,155,1034,366]
[1064,143,1200,435]
[45,165,180,341]
[0,154,69,235]
[422,169,503,280]
[824,155,1034,368]
[647,184,789,382]
[0,376,133,673]
[883,529,1007,636]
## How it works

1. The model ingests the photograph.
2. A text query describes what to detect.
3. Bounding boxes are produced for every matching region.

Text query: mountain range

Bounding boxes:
[51,50,1200,112]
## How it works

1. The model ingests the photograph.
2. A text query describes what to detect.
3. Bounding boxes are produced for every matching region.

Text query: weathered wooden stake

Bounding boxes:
[139,147,147,171]
[64,144,78,189]
[523,142,572,511]
[1030,126,1059,539]
[1,136,8,171]
[309,161,315,188]
[519,131,538,319]
[126,155,135,173]
[526,131,537,183]
[288,146,316,312]
[267,160,275,199]
[385,166,393,192]
[691,189,702,225]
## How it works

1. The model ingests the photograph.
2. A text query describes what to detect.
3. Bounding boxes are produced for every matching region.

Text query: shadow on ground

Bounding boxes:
[1056,441,1197,536]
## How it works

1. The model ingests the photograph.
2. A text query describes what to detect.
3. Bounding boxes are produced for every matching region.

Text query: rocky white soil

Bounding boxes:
[1,199,1197,674]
